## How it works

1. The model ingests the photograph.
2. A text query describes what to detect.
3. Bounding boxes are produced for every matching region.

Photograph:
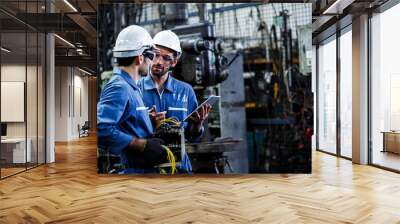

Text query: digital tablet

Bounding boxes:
[182,95,220,122]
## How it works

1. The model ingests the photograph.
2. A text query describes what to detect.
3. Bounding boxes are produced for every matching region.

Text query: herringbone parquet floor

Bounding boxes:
[1,135,400,223]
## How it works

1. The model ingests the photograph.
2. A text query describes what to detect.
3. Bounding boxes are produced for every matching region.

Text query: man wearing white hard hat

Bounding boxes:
[97,25,167,173]
[139,30,211,172]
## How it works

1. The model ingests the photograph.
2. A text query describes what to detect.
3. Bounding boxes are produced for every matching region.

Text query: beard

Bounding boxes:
[151,65,168,78]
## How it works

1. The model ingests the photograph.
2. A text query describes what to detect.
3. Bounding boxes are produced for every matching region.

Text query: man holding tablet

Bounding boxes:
[139,30,212,141]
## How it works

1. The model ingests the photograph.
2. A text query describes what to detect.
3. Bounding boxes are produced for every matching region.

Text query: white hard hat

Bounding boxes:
[153,30,182,55]
[113,25,154,58]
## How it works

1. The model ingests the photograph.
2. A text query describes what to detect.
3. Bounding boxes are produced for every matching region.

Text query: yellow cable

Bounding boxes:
[156,116,180,175]
[164,118,181,126]
[155,117,181,131]
[161,145,177,175]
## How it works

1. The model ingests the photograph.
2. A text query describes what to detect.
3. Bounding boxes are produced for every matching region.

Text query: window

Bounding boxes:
[339,29,352,158]
[370,3,400,171]
[317,36,337,154]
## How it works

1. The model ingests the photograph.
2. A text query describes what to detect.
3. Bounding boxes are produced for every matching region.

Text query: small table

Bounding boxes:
[381,131,400,154]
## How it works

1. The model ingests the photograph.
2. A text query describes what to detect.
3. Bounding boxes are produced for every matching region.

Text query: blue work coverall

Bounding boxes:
[97,68,155,173]
[139,74,203,172]
[139,74,203,140]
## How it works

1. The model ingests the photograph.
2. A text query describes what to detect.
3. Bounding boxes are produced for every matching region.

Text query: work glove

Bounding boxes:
[142,138,167,167]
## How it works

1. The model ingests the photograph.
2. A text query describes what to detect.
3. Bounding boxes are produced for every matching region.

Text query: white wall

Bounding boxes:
[72,72,89,138]
[54,67,89,141]
[55,66,69,141]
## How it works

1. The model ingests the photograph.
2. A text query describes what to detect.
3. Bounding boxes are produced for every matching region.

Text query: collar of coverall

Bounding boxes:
[113,67,140,90]
[144,72,174,92]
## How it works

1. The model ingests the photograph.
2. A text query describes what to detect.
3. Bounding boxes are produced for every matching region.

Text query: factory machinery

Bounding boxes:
[242,9,312,173]
[157,3,246,173]
[153,118,186,174]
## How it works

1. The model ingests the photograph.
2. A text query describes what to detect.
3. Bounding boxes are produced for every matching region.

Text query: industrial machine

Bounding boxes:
[153,119,186,173]
[157,4,246,173]
[172,22,231,87]
[243,9,312,173]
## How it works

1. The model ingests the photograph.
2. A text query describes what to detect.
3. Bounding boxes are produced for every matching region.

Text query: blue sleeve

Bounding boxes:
[97,82,134,155]
[185,87,204,142]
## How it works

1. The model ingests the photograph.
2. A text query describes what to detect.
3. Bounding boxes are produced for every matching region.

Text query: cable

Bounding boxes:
[161,145,177,175]
[155,116,181,131]
[164,117,181,126]
[155,117,185,175]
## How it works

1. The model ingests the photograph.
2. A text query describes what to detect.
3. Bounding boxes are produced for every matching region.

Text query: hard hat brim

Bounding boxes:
[113,45,153,58]
[113,51,141,58]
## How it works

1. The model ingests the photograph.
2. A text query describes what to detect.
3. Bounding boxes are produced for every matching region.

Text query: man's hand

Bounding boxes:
[148,105,166,127]
[189,103,212,134]
[190,104,212,124]
[143,138,167,166]
[127,137,167,168]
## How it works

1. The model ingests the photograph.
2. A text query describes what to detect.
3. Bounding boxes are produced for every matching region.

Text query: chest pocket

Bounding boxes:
[167,93,188,121]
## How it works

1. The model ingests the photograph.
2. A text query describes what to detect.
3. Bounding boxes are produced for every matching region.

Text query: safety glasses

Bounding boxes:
[155,54,174,62]
[143,50,156,60]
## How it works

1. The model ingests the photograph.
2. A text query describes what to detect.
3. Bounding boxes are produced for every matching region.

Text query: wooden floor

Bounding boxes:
[1,167,26,178]
[1,164,44,178]
[1,135,400,223]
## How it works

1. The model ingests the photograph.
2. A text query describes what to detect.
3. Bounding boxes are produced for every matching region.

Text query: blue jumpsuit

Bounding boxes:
[139,74,203,140]
[97,68,155,173]
[139,74,203,172]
